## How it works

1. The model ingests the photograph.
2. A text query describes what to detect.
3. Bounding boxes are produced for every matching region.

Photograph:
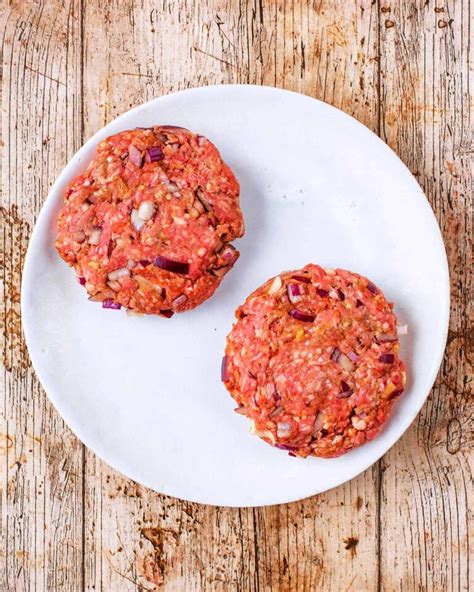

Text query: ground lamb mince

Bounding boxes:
[55,126,244,316]
[223,264,406,458]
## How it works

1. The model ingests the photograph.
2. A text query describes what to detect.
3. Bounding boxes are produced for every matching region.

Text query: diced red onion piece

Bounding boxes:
[128,145,144,168]
[347,351,359,363]
[131,209,145,231]
[145,146,164,163]
[316,288,329,297]
[154,256,189,275]
[275,443,296,451]
[312,412,325,436]
[379,353,395,364]
[78,277,86,285]
[288,452,297,457]
[289,309,315,322]
[160,125,187,131]
[139,259,150,267]
[337,380,353,398]
[330,347,341,362]
[107,267,130,281]
[88,227,102,245]
[388,388,404,400]
[102,299,121,310]
[160,309,174,318]
[338,353,355,372]
[397,324,408,336]
[220,245,237,263]
[337,288,345,301]
[340,380,350,392]
[367,282,378,295]
[221,356,228,382]
[356,299,364,307]
[137,200,156,221]
[172,294,187,308]
[277,422,291,438]
[287,283,303,303]
[291,274,311,283]
[375,333,398,343]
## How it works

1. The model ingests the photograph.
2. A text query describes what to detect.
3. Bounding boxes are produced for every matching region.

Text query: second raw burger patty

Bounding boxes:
[55,126,244,316]
[223,264,406,458]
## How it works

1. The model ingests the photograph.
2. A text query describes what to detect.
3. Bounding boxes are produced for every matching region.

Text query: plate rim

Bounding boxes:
[20,84,450,507]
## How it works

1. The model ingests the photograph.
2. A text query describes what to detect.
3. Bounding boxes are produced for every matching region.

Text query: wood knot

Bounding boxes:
[385,20,395,29]
[446,418,462,454]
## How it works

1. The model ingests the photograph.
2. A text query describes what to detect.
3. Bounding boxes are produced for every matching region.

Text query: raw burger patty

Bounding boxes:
[55,126,244,316]
[222,264,406,458]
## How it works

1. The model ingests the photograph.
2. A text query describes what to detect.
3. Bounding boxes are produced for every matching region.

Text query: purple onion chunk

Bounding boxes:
[102,299,121,310]
[221,355,229,382]
[154,256,189,275]
[145,146,164,163]
[289,309,315,323]
[291,274,311,284]
[275,443,296,451]
[330,347,341,362]
[337,380,353,398]
[160,309,174,318]
[388,388,404,400]
[336,288,345,301]
[379,353,395,364]
[316,288,329,297]
[128,145,144,168]
[356,299,364,308]
[367,282,378,295]
[347,351,359,363]
[139,259,151,267]
[78,277,86,285]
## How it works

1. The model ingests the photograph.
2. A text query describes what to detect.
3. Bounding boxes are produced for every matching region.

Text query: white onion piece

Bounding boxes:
[108,267,130,281]
[268,276,282,295]
[172,294,188,307]
[277,422,291,438]
[351,416,367,431]
[88,227,102,245]
[164,181,178,193]
[397,324,408,336]
[131,209,145,231]
[337,353,355,372]
[137,200,156,220]
[127,259,137,270]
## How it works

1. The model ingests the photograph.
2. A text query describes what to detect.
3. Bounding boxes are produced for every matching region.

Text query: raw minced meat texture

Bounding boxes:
[55,125,244,316]
[223,264,406,458]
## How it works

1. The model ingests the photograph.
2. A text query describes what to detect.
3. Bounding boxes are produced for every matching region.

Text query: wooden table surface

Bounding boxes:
[1,1,472,590]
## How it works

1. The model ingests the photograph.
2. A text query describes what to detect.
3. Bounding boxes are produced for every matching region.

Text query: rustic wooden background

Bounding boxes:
[1,1,472,590]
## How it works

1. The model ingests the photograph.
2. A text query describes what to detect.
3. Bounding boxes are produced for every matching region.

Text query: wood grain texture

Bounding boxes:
[1,1,472,591]
[378,2,473,591]
[1,1,84,591]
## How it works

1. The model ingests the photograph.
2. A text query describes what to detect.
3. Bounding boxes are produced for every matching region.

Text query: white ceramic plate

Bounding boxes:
[22,85,449,507]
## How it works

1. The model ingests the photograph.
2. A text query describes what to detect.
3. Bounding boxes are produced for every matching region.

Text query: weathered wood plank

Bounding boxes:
[378,1,472,590]
[82,2,381,591]
[1,2,84,590]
